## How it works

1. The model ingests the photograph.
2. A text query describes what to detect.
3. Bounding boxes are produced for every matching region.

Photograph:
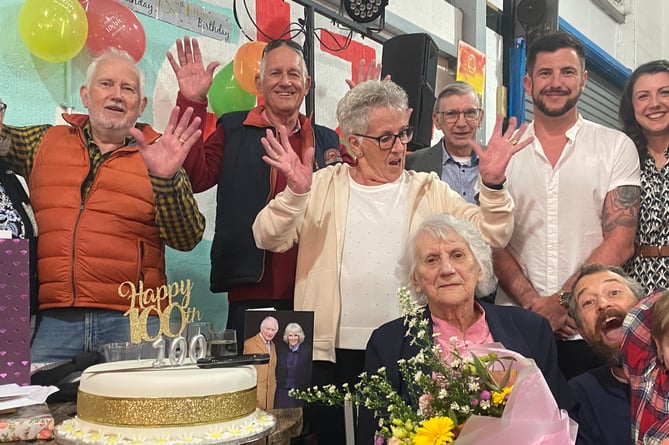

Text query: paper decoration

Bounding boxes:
[456,40,486,100]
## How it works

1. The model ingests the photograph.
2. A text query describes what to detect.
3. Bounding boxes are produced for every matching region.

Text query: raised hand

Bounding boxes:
[132,106,202,178]
[260,126,315,195]
[345,59,390,89]
[167,36,220,103]
[471,114,534,186]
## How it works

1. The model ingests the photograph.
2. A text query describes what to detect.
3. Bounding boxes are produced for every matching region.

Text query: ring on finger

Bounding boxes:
[273,155,281,161]
[510,138,519,146]
[178,137,186,144]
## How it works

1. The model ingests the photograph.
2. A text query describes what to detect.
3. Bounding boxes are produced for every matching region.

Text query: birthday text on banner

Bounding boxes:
[119,0,232,42]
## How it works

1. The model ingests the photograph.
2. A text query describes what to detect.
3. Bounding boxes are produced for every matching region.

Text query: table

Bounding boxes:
[15,403,302,445]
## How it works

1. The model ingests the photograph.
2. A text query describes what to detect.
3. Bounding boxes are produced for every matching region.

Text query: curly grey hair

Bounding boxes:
[336,80,408,137]
[397,213,497,305]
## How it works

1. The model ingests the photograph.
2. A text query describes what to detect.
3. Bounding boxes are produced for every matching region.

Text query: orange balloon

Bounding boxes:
[233,41,267,96]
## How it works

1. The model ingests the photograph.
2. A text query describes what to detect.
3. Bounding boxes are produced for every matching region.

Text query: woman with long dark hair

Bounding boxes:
[619,60,669,291]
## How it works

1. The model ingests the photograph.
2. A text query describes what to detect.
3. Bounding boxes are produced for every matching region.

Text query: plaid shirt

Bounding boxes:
[622,289,669,445]
[0,122,204,251]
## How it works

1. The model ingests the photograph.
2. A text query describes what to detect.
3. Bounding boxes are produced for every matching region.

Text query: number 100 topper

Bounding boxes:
[118,279,209,366]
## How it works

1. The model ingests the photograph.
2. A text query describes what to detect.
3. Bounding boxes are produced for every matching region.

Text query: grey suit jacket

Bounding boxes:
[405,140,442,175]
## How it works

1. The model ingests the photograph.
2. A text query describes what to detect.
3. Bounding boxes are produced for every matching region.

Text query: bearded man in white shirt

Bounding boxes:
[493,31,641,380]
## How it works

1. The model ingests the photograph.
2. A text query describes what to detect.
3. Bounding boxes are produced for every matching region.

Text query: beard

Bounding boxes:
[532,87,581,117]
[588,339,623,367]
[583,308,628,367]
[88,107,136,133]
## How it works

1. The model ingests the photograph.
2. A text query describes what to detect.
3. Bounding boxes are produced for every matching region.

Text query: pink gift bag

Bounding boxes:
[0,238,31,385]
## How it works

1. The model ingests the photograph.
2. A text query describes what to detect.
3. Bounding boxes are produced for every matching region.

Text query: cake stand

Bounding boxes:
[54,409,276,445]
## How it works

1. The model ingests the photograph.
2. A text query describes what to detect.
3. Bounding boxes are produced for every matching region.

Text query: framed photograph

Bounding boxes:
[243,310,314,409]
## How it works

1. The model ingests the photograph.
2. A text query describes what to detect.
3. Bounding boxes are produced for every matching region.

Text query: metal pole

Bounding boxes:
[302,3,315,118]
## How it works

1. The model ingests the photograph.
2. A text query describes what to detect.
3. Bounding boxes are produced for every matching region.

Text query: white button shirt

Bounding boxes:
[496,115,641,305]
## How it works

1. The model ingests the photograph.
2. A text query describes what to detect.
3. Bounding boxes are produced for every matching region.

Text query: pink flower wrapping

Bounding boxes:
[453,344,578,445]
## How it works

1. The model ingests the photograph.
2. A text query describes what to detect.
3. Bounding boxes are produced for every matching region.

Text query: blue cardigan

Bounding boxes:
[357,301,574,444]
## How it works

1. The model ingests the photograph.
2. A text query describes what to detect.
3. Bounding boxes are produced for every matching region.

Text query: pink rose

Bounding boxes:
[418,393,434,416]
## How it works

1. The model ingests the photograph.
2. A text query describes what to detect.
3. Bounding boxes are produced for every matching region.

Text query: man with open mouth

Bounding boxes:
[566,263,663,445]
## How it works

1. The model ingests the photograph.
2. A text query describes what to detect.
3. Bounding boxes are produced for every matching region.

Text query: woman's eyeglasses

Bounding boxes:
[0,102,6,114]
[354,126,414,150]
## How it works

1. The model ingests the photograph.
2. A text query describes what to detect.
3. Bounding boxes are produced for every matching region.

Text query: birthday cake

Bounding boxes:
[55,360,275,445]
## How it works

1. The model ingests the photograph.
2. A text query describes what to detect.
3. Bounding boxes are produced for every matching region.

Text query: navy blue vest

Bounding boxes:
[210,111,340,292]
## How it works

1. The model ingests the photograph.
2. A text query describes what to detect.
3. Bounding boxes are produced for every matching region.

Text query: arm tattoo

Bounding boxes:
[602,185,640,233]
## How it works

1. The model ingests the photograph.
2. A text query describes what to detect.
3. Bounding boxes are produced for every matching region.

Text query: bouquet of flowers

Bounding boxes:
[290,288,576,444]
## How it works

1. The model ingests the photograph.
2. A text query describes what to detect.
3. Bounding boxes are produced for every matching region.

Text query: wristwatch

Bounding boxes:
[558,289,571,308]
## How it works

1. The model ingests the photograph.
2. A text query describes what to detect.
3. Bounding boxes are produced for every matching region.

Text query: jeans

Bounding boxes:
[31,308,159,365]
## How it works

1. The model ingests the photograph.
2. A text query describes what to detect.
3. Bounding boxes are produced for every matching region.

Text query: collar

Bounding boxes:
[526,113,584,142]
[564,114,585,142]
[441,138,478,165]
[246,106,302,134]
[431,301,491,352]
[82,123,135,150]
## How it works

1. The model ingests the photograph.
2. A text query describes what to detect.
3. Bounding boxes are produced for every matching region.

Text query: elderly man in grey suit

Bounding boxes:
[405,81,483,203]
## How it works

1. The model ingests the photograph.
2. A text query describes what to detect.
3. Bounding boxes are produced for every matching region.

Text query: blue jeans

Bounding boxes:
[31,308,160,364]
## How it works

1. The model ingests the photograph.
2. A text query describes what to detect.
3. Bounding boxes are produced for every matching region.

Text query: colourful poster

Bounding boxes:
[456,40,486,100]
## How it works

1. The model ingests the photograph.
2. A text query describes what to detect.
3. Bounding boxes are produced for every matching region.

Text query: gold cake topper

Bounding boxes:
[119,279,203,344]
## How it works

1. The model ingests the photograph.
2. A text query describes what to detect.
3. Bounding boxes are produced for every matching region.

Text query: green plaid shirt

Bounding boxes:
[1,122,204,251]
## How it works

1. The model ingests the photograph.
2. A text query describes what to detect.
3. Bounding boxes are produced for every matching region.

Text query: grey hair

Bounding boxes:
[260,316,279,329]
[85,48,145,99]
[397,213,497,305]
[433,81,481,113]
[336,80,409,137]
[282,322,305,344]
[258,42,309,81]
[568,264,645,328]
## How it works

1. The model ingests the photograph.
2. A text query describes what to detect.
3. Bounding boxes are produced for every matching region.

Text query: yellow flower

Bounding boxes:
[412,417,455,445]
[492,386,513,406]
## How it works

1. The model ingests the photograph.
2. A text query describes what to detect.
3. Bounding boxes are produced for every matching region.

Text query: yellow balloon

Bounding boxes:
[18,0,88,63]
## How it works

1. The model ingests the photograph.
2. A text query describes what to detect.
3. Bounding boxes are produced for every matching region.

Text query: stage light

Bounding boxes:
[342,0,388,24]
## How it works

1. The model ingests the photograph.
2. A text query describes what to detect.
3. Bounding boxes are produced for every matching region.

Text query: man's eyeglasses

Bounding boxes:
[0,102,6,114]
[436,108,482,123]
[262,39,303,57]
[354,126,414,150]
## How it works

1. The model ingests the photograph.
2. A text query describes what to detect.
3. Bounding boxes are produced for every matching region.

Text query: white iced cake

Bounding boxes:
[55,360,275,445]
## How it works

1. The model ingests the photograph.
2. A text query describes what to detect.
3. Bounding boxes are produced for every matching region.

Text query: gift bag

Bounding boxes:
[0,238,31,385]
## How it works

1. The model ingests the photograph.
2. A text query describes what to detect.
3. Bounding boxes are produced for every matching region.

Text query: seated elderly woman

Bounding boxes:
[357,213,572,443]
[253,79,531,445]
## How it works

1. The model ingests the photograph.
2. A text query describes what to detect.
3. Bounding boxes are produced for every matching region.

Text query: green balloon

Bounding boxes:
[208,61,256,116]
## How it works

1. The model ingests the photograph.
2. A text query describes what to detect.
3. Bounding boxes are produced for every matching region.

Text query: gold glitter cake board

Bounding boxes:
[54,409,275,445]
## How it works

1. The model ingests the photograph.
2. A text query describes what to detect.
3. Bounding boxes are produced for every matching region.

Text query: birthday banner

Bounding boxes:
[118,0,232,42]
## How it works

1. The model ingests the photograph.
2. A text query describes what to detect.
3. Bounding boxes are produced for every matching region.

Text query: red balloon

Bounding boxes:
[85,0,146,62]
